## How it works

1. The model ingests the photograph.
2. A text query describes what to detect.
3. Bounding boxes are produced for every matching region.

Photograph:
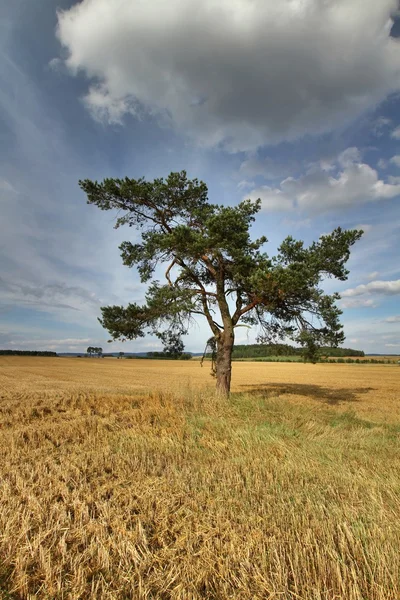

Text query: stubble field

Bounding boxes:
[1,356,400,599]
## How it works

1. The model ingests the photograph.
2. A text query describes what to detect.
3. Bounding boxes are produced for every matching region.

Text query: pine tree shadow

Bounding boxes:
[240,383,375,405]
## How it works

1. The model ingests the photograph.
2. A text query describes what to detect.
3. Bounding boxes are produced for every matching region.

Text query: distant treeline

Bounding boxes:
[319,347,365,357]
[234,356,397,364]
[0,350,58,357]
[145,352,192,360]
[231,344,364,359]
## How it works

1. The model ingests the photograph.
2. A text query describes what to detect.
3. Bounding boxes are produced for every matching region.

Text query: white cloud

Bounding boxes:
[84,85,139,125]
[373,116,392,136]
[246,186,294,212]
[237,179,255,191]
[338,147,362,167]
[377,158,388,169]
[384,315,400,322]
[56,0,400,151]
[342,279,400,297]
[249,148,400,213]
[340,316,400,353]
[367,271,379,280]
[391,125,400,139]
[390,155,400,167]
[340,298,378,309]
[48,57,63,72]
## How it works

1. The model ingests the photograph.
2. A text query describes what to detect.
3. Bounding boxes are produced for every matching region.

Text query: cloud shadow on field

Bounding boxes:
[239,383,375,405]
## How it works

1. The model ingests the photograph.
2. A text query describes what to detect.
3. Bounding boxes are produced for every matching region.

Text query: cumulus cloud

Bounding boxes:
[246,186,294,212]
[338,147,362,167]
[342,279,400,297]
[56,0,400,151]
[383,315,400,322]
[340,298,378,309]
[390,155,400,167]
[246,148,400,213]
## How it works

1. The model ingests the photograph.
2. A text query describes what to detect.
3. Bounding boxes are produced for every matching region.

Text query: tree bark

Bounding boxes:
[215,329,234,397]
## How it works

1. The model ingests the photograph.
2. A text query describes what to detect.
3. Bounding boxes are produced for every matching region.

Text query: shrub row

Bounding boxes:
[232,356,398,364]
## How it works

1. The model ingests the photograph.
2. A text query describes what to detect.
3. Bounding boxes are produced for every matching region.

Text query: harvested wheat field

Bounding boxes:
[1,356,400,599]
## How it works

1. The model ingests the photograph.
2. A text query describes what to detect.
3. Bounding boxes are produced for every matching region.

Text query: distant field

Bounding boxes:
[1,356,400,599]
[1,356,398,422]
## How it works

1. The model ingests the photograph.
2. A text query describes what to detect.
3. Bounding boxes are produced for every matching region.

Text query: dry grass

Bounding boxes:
[1,357,400,599]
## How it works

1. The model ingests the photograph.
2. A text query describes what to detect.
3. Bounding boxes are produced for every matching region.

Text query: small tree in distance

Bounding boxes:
[87,346,103,357]
[80,171,362,396]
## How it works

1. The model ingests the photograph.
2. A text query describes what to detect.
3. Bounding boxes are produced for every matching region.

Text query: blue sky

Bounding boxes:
[1,0,400,354]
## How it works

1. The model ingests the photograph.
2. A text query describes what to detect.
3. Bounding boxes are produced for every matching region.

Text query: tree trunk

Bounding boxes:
[215,329,234,397]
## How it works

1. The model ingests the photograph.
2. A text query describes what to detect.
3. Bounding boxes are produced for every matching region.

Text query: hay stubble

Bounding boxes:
[0,357,399,599]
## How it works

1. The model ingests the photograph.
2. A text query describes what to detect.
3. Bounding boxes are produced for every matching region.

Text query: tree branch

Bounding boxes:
[232,297,260,325]
[200,295,221,336]
[201,254,217,277]
[190,288,218,298]
[165,259,177,287]
[172,257,220,335]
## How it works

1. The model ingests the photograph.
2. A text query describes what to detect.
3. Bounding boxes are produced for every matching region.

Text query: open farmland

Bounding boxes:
[1,356,400,599]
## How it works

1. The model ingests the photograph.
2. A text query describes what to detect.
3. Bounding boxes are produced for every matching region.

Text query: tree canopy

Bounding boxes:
[80,171,362,395]
[87,346,103,357]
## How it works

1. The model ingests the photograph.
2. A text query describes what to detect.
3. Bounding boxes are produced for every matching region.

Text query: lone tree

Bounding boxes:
[80,171,362,396]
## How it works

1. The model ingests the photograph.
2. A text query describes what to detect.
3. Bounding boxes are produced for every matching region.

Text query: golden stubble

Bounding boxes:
[1,356,400,599]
